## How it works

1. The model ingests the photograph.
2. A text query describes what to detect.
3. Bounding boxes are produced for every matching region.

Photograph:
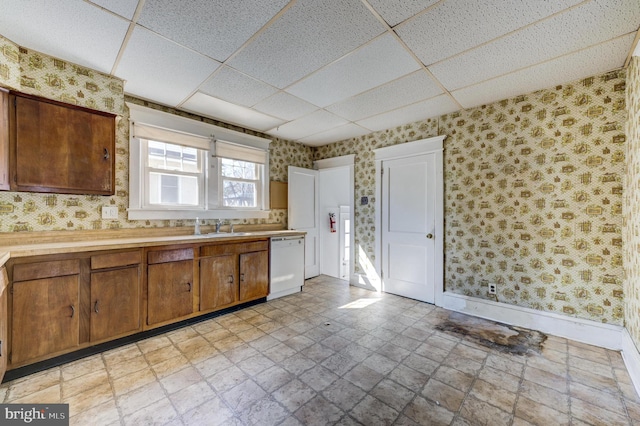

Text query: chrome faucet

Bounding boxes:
[194,217,201,235]
[215,219,223,233]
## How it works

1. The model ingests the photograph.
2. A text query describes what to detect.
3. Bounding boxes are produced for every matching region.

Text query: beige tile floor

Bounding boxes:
[1,275,639,425]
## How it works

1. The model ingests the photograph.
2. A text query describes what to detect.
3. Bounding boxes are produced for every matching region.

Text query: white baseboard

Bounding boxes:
[441,292,624,349]
[621,329,640,397]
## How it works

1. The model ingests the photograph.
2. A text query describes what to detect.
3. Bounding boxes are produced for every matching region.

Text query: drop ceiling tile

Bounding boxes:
[366,0,440,27]
[182,92,284,132]
[357,94,458,132]
[266,110,348,141]
[199,66,278,107]
[299,123,370,146]
[90,0,138,19]
[0,0,129,73]
[396,0,582,65]
[430,0,640,91]
[116,26,221,107]
[286,34,420,107]
[327,70,442,121]
[253,92,318,121]
[228,0,386,88]
[138,0,289,61]
[451,33,634,110]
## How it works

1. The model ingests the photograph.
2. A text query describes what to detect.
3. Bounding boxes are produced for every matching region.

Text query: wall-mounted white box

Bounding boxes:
[102,206,118,219]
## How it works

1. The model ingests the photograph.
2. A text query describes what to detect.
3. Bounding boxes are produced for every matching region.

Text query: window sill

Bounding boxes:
[127,208,271,221]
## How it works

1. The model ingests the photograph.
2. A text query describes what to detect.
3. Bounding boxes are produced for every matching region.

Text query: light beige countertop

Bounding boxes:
[0,228,305,263]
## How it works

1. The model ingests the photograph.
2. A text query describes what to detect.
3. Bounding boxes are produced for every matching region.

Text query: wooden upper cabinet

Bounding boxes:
[9,91,115,195]
[0,89,9,191]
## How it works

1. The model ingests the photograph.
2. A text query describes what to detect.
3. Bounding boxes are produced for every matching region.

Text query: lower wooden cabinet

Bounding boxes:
[90,251,141,341]
[147,248,194,326]
[3,237,274,371]
[239,250,269,302]
[200,255,236,311]
[200,240,269,312]
[90,266,140,342]
[11,270,80,365]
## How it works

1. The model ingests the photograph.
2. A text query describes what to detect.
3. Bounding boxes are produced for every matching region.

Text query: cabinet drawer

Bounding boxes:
[148,248,194,265]
[200,240,268,257]
[13,259,80,282]
[91,250,141,270]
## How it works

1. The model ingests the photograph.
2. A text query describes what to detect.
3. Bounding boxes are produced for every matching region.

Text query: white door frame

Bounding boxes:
[373,136,445,306]
[314,155,355,283]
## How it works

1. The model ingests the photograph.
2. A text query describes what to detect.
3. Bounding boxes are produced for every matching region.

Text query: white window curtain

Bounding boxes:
[213,140,267,164]
[132,122,211,150]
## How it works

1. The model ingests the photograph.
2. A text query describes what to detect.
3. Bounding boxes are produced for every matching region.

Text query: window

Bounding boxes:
[127,103,271,220]
[145,140,204,207]
[221,158,260,207]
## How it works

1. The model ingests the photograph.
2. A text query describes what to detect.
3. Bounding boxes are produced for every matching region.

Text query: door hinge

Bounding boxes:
[381,168,384,175]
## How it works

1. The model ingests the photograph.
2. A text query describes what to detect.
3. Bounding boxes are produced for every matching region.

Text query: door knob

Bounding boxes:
[426,233,434,239]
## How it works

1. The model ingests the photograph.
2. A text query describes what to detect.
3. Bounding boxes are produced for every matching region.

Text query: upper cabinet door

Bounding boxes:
[10,92,115,195]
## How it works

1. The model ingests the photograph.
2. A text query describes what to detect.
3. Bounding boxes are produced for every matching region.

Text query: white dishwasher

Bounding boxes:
[269,236,305,300]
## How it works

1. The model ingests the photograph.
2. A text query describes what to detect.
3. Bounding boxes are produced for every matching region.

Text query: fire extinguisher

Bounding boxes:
[329,213,336,233]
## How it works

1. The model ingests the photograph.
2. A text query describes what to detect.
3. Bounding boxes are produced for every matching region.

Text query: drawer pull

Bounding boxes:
[186,282,192,292]
[103,148,110,160]
[240,273,245,282]
[94,300,100,314]
[70,304,75,318]
[228,275,233,283]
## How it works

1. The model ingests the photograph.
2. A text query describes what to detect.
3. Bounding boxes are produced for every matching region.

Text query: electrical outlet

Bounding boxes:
[488,283,497,295]
[101,206,118,219]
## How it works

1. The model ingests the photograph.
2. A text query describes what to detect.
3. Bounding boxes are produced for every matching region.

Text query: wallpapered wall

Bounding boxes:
[0,35,632,327]
[0,35,313,232]
[624,56,640,350]
[317,70,627,325]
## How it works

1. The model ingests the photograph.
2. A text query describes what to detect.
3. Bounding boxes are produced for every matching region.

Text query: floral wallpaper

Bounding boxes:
[624,56,640,350]
[0,37,313,232]
[0,34,633,327]
[317,70,627,325]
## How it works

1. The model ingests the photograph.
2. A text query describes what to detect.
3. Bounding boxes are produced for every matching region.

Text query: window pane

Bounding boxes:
[149,172,199,206]
[147,140,201,173]
[223,180,256,207]
[221,158,257,180]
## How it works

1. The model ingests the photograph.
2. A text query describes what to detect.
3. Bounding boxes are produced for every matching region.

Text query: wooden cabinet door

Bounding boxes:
[200,255,237,311]
[0,267,8,382]
[147,260,193,325]
[11,93,115,195]
[11,275,80,365]
[239,251,269,301]
[90,266,140,342]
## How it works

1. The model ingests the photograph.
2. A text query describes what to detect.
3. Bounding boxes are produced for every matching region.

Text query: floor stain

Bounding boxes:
[435,312,547,356]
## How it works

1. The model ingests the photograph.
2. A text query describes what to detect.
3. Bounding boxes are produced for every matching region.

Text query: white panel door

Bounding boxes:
[288,166,319,278]
[382,154,436,303]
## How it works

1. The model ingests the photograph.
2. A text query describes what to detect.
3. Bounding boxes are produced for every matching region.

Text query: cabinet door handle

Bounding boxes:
[103,148,110,160]
[70,304,75,318]
[94,300,99,314]
[228,275,233,283]
[186,282,192,292]
[240,273,245,282]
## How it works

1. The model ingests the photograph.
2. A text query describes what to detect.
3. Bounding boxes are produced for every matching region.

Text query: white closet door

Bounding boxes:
[288,166,319,278]
[381,153,437,303]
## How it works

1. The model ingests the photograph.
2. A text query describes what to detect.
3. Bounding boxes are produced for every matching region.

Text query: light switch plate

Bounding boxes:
[102,206,118,219]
